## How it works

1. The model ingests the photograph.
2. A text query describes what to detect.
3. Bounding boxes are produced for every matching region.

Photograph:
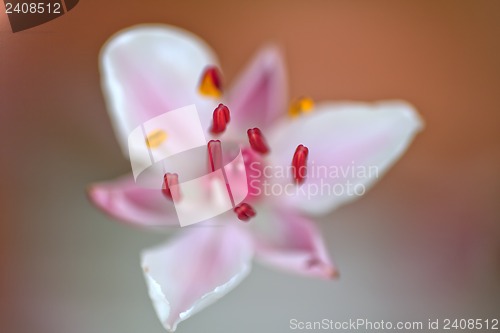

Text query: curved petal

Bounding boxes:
[88,174,179,229]
[267,100,424,215]
[100,25,219,155]
[251,205,337,279]
[141,225,253,331]
[226,45,287,132]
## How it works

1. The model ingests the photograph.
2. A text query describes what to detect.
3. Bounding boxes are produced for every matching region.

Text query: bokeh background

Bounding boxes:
[1,1,499,332]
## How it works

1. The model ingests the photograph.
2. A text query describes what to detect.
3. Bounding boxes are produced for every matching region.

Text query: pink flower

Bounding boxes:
[88,25,423,331]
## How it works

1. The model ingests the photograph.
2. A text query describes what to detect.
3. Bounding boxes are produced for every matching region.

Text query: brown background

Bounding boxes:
[1,1,499,332]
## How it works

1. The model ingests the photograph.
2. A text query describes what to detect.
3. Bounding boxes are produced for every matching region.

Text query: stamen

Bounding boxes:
[247,128,270,154]
[288,97,314,118]
[234,202,256,222]
[210,104,231,135]
[198,66,223,97]
[207,139,223,171]
[145,129,167,148]
[292,144,309,185]
[162,173,181,201]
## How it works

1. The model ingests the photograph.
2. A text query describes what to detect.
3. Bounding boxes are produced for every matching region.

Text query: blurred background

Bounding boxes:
[1,1,499,332]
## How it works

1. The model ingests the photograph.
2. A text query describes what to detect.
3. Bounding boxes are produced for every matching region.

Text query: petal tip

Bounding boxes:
[379,100,425,132]
[140,228,253,332]
[259,44,285,64]
[86,184,108,207]
[328,267,340,280]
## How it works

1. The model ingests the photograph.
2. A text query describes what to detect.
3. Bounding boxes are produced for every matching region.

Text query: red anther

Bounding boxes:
[162,173,181,201]
[247,128,270,154]
[210,104,231,134]
[234,203,256,222]
[207,140,223,171]
[292,144,309,185]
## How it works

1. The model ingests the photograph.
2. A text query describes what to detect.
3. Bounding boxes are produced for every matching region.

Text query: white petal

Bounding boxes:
[267,100,424,215]
[141,225,253,331]
[100,25,219,155]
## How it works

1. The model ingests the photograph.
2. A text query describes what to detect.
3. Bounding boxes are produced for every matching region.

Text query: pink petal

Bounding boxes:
[100,25,219,155]
[88,174,178,228]
[227,46,287,131]
[141,225,253,331]
[251,205,337,279]
[267,101,423,215]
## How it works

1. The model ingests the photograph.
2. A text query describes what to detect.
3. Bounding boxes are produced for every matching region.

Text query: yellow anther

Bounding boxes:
[145,129,167,148]
[198,66,222,98]
[288,97,314,118]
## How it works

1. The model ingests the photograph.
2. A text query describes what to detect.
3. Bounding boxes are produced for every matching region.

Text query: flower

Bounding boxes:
[88,25,423,331]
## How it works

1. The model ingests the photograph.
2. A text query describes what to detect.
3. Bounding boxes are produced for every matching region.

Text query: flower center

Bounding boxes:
[206,135,259,222]
[160,68,311,224]
[161,102,310,223]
